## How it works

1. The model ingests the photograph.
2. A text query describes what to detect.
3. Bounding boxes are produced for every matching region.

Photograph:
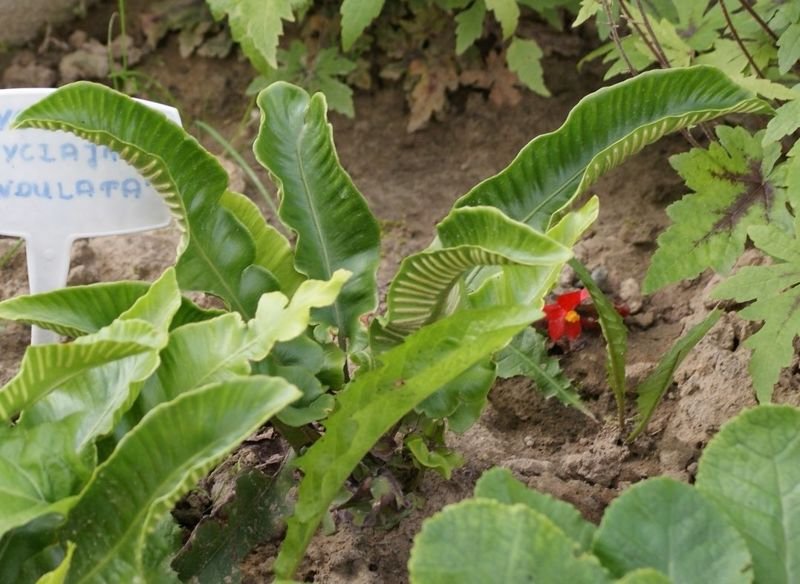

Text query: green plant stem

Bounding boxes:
[0,240,23,269]
[720,0,766,79]
[619,1,668,68]
[194,120,282,222]
[601,0,638,75]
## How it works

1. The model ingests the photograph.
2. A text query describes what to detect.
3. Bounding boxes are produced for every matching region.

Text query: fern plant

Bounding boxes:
[0,65,770,579]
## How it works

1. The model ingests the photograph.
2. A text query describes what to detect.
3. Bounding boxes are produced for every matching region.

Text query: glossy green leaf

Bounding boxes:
[254,82,381,345]
[408,499,612,583]
[13,82,272,318]
[416,360,496,433]
[454,67,771,231]
[0,282,222,337]
[61,376,300,583]
[0,416,92,538]
[593,477,752,583]
[220,190,304,295]
[130,271,348,417]
[274,303,540,578]
[377,207,570,346]
[696,405,800,584]
[644,126,784,293]
[628,310,722,440]
[474,468,596,552]
[207,0,294,71]
[571,259,627,426]
[495,327,590,416]
[340,0,386,50]
[15,270,179,449]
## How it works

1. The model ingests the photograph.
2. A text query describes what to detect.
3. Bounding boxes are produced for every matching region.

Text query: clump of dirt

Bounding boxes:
[1,3,797,583]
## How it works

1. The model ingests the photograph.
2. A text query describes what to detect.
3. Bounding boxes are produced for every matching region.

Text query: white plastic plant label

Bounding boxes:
[0,88,181,344]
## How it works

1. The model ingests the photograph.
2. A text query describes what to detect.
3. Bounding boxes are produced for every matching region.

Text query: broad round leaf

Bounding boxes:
[697,405,800,584]
[593,477,752,583]
[409,499,612,584]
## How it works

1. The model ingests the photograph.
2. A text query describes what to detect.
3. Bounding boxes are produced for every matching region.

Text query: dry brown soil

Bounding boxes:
[2,2,799,583]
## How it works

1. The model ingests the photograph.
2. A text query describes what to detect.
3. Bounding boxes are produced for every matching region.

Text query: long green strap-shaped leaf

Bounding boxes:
[380,207,569,339]
[274,303,540,578]
[254,82,381,345]
[454,66,772,230]
[60,376,300,583]
[0,282,222,338]
[13,83,278,318]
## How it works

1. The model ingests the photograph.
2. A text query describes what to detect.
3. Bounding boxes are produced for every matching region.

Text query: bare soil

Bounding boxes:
[2,2,798,583]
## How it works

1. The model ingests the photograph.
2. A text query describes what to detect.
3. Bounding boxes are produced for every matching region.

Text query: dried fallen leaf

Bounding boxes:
[406,57,458,132]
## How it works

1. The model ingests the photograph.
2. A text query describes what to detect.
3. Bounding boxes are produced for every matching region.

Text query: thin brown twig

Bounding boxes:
[633,0,671,67]
[737,0,779,42]
[720,0,766,78]
[600,0,638,75]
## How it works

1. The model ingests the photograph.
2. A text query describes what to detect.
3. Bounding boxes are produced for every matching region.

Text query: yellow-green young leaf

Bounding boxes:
[628,310,722,441]
[409,499,612,583]
[507,37,549,96]
[36,542,75,584]
[455,67,771,232]
[254,83,380,345]
[130,271,348,417]
[764,98,800,145]
[474,468,596,551]
[207,0,294,71]
[61,376,300,584]
[593,478,752,583]
[485,0,519,39]
[644,126,784,293]
[696,405,800,584]
[274,303,540,578]
[455,0,486,54]
[405,436,463,480]
[711,224,800,402]
[573,0,600,27]
[340,0,386,50]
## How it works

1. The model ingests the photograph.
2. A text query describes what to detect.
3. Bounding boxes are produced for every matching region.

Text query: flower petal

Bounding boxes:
[565,319,582,340]
[548,317,565,341]
[557,289,587,311]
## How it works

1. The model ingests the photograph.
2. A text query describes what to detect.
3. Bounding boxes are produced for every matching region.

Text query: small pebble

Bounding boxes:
[590,265,611,292]
[523,435,535,448]
[631,311,655,329]
[619,277,643,314]
[67,264,99,286]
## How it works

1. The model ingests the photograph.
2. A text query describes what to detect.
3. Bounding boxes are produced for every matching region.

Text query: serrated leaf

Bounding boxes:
[455,0,486,54]
[207,0,294,71]
[572,0,600,28]
[416,360,496,433]
[14,83,275,318]
[711,224,800,402]
[628,309,722,440]
[254,82,380,345]
[764,98,800,145]
[485,0,519,39]
[495,327,591,416]
[593,477,752,583]
[273,303,540,578]
[778,22,800,74]
[644,126,783,293]
[61,376,300,583]
[340,0,386,50]
[474,468,596,551]
[570,259,627,426]
[406,436,464,479]
[696,405,800,584]
[455,67,771,232]
[408,499,612,583]
[507,37,549,96]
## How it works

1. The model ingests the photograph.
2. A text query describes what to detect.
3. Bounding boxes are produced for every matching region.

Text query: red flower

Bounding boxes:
[542,289,590,341]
